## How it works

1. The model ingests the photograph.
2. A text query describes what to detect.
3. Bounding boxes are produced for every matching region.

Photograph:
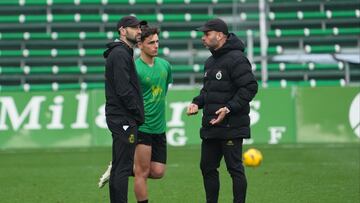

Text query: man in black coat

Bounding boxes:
[187,18,258,203]
[103,16,147,203]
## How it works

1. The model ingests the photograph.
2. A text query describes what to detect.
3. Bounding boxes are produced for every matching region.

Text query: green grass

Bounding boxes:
[0,144,359,203]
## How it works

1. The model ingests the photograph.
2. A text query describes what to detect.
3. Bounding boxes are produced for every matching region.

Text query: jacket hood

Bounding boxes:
[103,40,132,58]
[210,33,245,57]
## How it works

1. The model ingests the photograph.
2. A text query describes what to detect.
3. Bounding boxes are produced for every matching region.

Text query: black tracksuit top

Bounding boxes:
[103,41,144,126]
[192,33,258,139]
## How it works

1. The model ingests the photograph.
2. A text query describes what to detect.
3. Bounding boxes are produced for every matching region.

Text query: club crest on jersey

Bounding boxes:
[216,71,222,80]
[129,134,135,144]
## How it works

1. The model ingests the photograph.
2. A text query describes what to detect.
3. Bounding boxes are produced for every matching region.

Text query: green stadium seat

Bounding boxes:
[254,46,283,55]
[268,9,360,20]
[0,82,104,92]
[258,62,345,71]
[1,27,358,42]
[0,50,23,57]
[0,65,102,75]
[0,48,172,57]
[0,30,252,41]
[171,64,203,73]
[0,0,358,87]
[0,62,344,77]
[298,79,347,87]
[239,12,260,21]
[0,0,237,6]
[304,44,341,53]
[261,79,346,88]
[0,67,23,74]
[267,27,360,38]
[0,64,203,75]
[6,79,345,92]
[161,31,204,39]
[0,13,216,23]
[1,46,287,58]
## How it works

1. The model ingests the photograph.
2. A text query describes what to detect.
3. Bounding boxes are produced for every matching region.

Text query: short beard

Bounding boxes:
[126,36,138,46]
[207,39,219,51]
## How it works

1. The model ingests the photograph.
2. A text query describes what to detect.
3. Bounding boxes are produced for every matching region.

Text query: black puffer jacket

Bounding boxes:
[103,41,144,126]
[192,33,258,139]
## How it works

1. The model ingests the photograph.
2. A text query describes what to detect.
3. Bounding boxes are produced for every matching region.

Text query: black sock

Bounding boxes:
[137,200,148,203]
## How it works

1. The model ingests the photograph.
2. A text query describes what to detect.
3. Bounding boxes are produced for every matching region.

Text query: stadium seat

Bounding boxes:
[268,10,360,20]
[1,27,358,41]
[0,48,170,57]
[3,10,354,24]
[0,30,253,41]
[0,78,348,92]
[0,65,104,75]
[0,64,203,75]
[256,62,345,71]
[0,31,114,40]
[0,82,104,92]
[304,44,341,54]
[261,79,346,88]
[0,0,358,87]
[267,27,360,38]
[170,64,203,73]
[0,13,216,23]
[1,45,290,59]
[0,0,237,6]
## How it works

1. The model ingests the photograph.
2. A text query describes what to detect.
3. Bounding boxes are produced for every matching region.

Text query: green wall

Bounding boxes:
[296,87,360,142]
[0,86,359,149]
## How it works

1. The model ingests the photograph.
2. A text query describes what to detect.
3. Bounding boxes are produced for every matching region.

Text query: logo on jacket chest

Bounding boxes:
[216,71,222,80]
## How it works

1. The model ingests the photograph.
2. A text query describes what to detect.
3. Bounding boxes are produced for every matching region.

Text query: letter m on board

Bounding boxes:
[0,96,45,131]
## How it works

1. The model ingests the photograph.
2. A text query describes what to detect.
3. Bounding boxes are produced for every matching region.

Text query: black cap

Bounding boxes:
[117,16,147,29]
[196,18,229,34]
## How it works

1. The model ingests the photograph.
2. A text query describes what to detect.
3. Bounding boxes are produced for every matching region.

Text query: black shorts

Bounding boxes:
[137,131,167,164]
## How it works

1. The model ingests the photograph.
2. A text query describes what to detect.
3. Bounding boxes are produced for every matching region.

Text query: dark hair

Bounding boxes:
[140,26,159,42]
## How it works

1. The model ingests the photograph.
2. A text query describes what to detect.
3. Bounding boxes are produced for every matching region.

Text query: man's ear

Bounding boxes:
[119,27,126,36]
[216,33,222,41]
[218,33,226,40]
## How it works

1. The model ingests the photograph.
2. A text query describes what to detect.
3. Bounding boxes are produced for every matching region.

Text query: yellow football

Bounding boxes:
[243,148,263,167]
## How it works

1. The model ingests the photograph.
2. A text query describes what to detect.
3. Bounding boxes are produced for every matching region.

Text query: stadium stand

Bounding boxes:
[0,0,359,89]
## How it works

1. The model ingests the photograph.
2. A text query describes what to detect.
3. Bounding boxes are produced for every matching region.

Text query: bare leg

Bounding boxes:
[149,162,166,179]
[134,144,152,201]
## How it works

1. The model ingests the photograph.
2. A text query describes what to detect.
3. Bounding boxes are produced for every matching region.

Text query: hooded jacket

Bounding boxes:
[192,33,258,139]
[103,41,144,126]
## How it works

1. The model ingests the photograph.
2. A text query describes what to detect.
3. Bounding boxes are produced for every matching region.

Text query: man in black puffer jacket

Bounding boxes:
[187,18,258,203]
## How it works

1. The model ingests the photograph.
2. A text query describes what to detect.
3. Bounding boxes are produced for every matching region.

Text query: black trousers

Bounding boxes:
[106,117,137,203]
[200,138,247,203]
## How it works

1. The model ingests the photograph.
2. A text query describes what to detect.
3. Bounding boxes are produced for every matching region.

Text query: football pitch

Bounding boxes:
[0,144,359,203]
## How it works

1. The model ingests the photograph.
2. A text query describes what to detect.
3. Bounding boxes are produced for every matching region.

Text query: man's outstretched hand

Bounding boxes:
[187,103,199,116]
